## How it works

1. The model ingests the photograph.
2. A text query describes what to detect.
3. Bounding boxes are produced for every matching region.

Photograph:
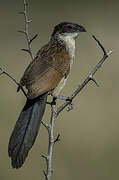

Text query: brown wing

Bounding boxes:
[20,41,70,99]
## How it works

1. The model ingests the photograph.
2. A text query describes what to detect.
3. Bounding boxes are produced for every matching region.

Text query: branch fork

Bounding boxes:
[56,35,112,116]
[41,35,112,180]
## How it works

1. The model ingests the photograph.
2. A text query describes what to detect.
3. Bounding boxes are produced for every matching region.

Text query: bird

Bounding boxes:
[8,22,86,168]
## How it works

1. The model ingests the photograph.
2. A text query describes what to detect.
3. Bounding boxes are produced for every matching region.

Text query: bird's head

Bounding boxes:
[51,22,86,39]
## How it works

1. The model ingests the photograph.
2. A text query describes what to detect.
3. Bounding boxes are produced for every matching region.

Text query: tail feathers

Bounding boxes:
[8,93,47,168]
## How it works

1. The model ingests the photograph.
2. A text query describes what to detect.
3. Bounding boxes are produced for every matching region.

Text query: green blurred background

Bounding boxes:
[0,0,118,179]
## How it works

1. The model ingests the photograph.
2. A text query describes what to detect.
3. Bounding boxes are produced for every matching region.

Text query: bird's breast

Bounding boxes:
[58,34,76,68]
[52,76,68,96]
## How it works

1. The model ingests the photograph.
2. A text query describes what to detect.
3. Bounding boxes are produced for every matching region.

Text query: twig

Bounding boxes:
[23,0,33,60]
[0,65,27,97]
[54,134,60,144]
[41,120,50,132]
[56,35,112,115]
[19,0,38,61]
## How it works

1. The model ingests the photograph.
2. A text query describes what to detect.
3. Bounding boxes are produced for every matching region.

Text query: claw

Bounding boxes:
[66,97,72,102]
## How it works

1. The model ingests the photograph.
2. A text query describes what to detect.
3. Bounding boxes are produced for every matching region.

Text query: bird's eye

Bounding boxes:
[61,25,73,33]
[66,25,72,29]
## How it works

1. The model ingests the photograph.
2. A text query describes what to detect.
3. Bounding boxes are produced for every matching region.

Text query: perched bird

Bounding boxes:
[8,22,86,168]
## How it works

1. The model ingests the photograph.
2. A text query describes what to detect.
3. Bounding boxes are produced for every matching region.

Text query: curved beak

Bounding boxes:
[77,25,87,32]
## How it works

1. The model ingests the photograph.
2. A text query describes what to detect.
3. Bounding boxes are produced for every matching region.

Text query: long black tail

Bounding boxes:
[8,93,47,168]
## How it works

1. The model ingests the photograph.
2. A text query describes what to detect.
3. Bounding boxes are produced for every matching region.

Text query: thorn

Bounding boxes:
[21,48,30,53]
[41,154,48,159]
[41,121,50,131]
[89,75,99,87]
[30,34,38,44]
[54,134,60,143]
[67,102,74,112]
[18,30,26,34]
[27,19,32,23]
[91,78,100,87]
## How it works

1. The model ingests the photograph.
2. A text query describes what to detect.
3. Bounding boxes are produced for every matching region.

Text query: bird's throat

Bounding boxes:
[58,34,75,64]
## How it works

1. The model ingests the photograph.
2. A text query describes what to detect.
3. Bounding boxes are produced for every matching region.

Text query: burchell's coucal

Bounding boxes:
[8,22,86,168]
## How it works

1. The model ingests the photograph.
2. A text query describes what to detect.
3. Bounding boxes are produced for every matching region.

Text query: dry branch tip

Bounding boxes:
[54,134,60,143]
[21,48,30,53]
[92,35,107,55]
[30,34,38,44]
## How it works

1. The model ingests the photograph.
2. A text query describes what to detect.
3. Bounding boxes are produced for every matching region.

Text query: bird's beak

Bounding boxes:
[77,25,87,32]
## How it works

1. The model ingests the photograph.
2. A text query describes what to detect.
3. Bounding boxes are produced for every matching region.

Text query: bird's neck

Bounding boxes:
[51,34,76,60]
[58,34,76,60]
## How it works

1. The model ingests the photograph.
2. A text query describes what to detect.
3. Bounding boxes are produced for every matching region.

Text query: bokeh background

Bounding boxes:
[0,0,118,179]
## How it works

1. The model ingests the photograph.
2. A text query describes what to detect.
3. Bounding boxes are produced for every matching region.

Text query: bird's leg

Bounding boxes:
[55,95,74,112]
[51,97,57,105]
[46,95,72,105]
[54,95,72,102]
[47,96,57,105]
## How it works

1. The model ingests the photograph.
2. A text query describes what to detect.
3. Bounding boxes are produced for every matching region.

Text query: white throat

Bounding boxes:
[59,33,77,65]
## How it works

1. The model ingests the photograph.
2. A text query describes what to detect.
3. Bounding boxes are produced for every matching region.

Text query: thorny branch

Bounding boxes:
[0,1,112,180]
[18,0,38,61]
[42,102,60,180]
[46,103,57,179]
[42,35,112,180]
[56,36,112,115]
[0,0,38,97]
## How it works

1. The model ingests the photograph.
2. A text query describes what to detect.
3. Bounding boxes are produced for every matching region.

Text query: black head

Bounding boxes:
[52,22,86,37]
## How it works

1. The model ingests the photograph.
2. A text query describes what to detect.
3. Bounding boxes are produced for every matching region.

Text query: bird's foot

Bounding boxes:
[54,95,72,102]
[46,96,72,105]
[47,97,57,105]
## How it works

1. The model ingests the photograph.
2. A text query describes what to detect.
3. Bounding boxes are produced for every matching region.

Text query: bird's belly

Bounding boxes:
[52,77,68,96]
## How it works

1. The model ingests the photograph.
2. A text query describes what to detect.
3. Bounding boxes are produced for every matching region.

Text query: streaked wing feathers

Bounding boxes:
[20,41,70,99]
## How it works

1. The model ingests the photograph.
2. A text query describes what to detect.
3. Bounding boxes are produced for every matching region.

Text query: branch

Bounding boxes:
[42,35,112,180]
[19,0,38,61]
[0,65,27,97]
[56,35,112,115]
[42,101,58,180]
[0,0,35,98]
